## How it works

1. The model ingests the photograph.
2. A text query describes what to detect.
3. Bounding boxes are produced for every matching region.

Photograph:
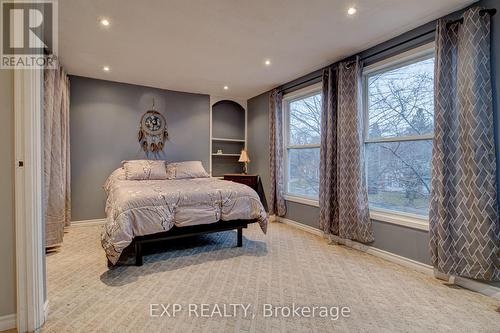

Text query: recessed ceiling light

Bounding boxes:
[103,66,110,72]
[223,85,229,90]
[347,7,357,15]
[100,18,110,26]
[264,59,271,66]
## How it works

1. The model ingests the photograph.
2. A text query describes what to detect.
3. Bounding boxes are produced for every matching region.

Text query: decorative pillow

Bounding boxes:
[122,160,168,180]
[166,161,209,179]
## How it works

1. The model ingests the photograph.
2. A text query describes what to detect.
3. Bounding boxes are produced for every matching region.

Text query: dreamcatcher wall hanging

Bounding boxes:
[138,99,169,157]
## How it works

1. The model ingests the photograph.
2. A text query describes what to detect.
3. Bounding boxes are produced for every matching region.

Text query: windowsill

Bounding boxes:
[284,195,319,207]
[369,209,429,231]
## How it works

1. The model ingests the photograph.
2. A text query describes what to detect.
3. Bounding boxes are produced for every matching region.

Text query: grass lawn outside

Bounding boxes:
[368,190,428,216]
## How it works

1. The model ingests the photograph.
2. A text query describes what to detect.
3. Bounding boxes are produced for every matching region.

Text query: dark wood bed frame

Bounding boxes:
[110,219,257,267]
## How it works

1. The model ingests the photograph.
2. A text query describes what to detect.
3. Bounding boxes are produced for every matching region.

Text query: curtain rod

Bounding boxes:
[446,8,496,28]
[278,7,496,94]
[278,27,435,93]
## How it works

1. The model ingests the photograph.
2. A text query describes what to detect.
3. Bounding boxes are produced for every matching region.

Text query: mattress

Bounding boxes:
[101,169,268,264]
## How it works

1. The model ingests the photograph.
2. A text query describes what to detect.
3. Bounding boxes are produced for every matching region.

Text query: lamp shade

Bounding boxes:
[238,149,250,163]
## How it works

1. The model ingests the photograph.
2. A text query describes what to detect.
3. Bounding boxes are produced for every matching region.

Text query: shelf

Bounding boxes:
[211,153,240,157]
[212,137,245,143]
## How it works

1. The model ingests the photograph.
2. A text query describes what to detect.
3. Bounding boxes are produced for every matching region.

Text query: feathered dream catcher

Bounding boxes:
[138,99,169,156]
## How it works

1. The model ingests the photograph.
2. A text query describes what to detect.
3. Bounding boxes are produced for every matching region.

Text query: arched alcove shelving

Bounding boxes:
[209,97,247,177]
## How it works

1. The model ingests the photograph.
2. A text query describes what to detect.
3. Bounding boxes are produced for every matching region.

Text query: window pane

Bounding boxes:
[288,93,322,145]
[367,57,434,138]
[287,148,320,198]
[366,140,432,216]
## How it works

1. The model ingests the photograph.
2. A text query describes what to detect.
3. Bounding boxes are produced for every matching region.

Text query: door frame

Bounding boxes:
[14,68,46,332]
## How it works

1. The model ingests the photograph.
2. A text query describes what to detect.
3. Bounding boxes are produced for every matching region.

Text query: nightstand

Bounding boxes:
[223,174,268,211]
[224,174,259,191]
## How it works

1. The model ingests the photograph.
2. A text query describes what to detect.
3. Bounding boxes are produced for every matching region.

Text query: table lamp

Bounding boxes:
[238,149,250,174]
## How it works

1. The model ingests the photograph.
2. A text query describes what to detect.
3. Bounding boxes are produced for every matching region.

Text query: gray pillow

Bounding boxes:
[122,160,168,180]
[166,161,209,179]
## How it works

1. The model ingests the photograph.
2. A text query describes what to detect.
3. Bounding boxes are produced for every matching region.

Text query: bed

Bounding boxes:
[101,166,268,266]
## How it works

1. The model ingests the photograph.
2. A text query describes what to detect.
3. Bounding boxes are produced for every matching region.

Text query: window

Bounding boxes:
[283,83,322,204]
[363,44,434,218]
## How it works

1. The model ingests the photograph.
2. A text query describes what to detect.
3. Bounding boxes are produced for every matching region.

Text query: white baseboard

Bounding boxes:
[451,276,500,300]
[0,301,48,332]
[0,313,16,331]
[70,218,106,227]
[277,217,324,237]
[1,301,50,332]
[276,217,500,300]
[361,244,434,276]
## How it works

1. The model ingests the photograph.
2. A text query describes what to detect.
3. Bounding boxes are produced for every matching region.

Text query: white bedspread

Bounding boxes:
[101,170,268,264]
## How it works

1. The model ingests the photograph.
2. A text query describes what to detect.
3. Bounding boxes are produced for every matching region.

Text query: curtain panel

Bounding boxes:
[44,64,71,248]
[269,89,286,216]
[319,66,339,235]
[320,59,374,243]
[430,7,499,281]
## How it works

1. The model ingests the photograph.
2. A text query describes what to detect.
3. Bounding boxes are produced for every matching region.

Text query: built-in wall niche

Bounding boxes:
[210,99,246,177]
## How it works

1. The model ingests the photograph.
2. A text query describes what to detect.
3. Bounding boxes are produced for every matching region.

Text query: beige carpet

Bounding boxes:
[43,222,499,333]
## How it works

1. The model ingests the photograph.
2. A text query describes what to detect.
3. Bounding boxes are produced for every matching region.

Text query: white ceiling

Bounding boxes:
[59,0,475,99]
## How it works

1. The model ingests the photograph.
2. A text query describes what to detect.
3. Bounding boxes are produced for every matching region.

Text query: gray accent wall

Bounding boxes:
[371,221,430,264]
[247,0,500,267]
[284,202,320,229]
[0,69,16,316]
[247,92,271,201]
[70,76,210,221]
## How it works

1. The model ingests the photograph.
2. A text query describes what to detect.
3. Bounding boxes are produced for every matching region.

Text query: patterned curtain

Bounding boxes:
[44,63,71,248]
[430,8,499,281]
[320,59,374,243]
[319,66,339,234]
[337,59,373,242]
[269,89,286,216]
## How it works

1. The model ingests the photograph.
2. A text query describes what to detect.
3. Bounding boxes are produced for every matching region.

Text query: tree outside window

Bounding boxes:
[285,88,322,199]
[365,54,434,217]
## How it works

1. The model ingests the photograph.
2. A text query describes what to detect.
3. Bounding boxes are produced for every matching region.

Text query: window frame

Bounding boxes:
[282,82,322,207]
[362,42,435,230]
